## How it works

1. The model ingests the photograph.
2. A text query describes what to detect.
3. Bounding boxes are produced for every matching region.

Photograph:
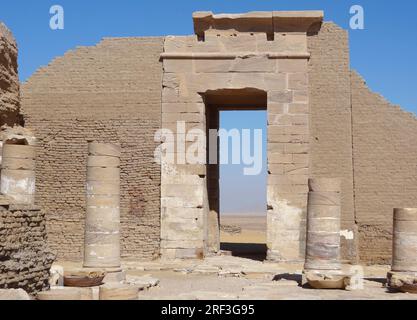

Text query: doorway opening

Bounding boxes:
[204,89,267,261]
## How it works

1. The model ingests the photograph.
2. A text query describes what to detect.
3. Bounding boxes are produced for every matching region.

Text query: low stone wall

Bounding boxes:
[0,204,55,294]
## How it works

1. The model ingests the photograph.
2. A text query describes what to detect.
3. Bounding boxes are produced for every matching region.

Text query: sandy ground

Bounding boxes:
[52,215,417,300]
[220,215,267,260]
[220,215,266,244]
[55,256,417,300]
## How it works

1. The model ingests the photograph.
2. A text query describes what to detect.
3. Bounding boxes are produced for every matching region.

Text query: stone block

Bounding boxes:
[230,55,276,73]
[308,178,342,193]
[161,207,204,220]
[164,35,197,52]
[284,163,308,175]
[162,103,205,114]
[307,205,341,219]
[274,33,307,52]
[86,181,120,195]
[264,73,287,90]
[0,289,31,300]
[161,196,204,208]
[284,142,309,154]
[161,174,204,185]
[162,112,204,124]
[288,73,308,90]
[268,153,292,164]
[87,156,120,168]
[308,192,341,206]
[293,90,308,103]
[1,158,35,170]
[88,143,121,158]
[268,125,309,136]
[163,59,194,73]
[87,167,120,181]
[205,34,259,52]
[269,90,293,103]
[194,59,234,73]
[2,145,36,159]
[288,103,309,114]
[162,184,204,198]
[268,103,286,115]
[99,283,138,300]
[277,59,307,73]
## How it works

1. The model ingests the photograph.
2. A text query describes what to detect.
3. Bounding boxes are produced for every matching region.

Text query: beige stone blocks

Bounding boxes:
[192,10,322,45]
[288,103,309,114]
[99,284,138,300]
[391,208,417,273]
[84,142,121,269]
[269,125,309,136]
[1,144,36,205]
[268,114,309,126]
[288,73,308,90]
[304,178,342,272]
[161,15,312,263]
[277,59,308,73]
[269,90,293,103]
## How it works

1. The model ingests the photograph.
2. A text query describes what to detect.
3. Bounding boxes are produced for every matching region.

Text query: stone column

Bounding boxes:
[0,144,36,205]
[387,208,417,292]
[84,142,121,268]
[304,178,342,271]
[303,178,348,289]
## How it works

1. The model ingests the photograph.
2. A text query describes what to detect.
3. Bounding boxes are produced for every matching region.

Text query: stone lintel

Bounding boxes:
[160,52,310,60]
[193,11,324,38]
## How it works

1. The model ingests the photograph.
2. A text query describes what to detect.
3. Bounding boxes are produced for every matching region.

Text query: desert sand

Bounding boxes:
[220,214,267,260]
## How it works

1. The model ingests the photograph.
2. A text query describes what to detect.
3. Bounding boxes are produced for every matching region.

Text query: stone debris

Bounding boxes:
[220,224,242,235]
[0,289,31,300]
[387,272,417,294]
[273,279,299,287]
[0,125,36,146]
[99,283,139,300]
[49,264,64,287]
[303,271,350,290]
[125,275,160,289]
[37,287,86,300]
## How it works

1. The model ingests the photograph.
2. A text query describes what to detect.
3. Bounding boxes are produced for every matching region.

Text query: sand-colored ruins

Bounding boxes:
[1,11,417,299]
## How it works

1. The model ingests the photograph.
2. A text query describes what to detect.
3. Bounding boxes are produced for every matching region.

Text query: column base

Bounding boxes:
[387,271,417,294]
[79,267,126,283]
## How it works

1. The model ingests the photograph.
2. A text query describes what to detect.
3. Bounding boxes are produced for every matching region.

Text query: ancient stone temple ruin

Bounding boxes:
[0,23,54,295]
[2,10,417,297]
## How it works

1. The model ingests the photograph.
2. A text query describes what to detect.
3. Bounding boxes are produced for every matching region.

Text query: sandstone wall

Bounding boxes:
[0,205,55,294]
[307,22,357,262]
[0,23,20,126]
[21,37,164,261]
[351,71,417,264]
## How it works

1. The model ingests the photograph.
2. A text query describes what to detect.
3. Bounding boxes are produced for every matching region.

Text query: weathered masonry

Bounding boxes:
[20,11,417,264]
[0,23,54,294]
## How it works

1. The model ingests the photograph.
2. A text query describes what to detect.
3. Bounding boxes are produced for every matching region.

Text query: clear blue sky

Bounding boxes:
[1,1,416,214]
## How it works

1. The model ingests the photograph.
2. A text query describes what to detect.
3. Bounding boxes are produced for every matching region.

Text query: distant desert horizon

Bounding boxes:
[220,214,266,245]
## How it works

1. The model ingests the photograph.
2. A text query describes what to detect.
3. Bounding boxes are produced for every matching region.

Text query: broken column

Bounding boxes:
[303,178,350,289]
[0,144,36,205]
[387,208,417,293]
[84,142,121,269]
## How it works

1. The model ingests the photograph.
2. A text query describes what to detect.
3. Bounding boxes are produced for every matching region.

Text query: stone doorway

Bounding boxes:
[160,11,316,261]
[204,89,268,260]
